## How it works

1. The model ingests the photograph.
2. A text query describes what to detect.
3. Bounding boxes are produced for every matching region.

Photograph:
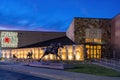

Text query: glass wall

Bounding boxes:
[75,45,84,60]
[1,45,84,61]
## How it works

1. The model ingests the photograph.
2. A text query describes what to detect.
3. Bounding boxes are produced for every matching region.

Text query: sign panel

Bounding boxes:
[85,28,102,39]
[1,32,18,47]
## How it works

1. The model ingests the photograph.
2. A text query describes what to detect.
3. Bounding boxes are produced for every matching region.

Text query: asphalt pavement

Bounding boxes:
[0,61,120,80]
[0,62,49,80]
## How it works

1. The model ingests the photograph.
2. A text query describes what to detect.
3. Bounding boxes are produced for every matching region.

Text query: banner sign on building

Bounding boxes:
[1,32,18,47]
[85,28,102,39]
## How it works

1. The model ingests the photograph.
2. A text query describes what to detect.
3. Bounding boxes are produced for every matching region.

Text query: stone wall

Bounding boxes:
[74,18,111,44]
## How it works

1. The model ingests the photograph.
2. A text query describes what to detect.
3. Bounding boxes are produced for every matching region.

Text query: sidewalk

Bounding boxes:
[0,64,120,80]
[92,59,120,72]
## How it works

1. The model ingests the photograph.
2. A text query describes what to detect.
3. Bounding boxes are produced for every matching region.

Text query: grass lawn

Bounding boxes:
[65,63,120,77]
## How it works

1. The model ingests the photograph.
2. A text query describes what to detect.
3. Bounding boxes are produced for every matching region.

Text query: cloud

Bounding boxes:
[0,0,120,32]
[36,19,71,32]
[17,20,29,25]
[0,24,26,30]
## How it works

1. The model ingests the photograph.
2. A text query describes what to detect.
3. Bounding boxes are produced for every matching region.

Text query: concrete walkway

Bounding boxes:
[0,68,49,80]
[0,64,120,80]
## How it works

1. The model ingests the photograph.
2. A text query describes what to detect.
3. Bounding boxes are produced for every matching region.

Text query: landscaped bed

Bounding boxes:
[65,63,120,77]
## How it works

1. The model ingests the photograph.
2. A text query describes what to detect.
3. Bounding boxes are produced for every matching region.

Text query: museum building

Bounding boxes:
[0,14,120,61]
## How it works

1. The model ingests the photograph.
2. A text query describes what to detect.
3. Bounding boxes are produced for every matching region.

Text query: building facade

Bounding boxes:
[0,14,120,61]
[111,14,120,59]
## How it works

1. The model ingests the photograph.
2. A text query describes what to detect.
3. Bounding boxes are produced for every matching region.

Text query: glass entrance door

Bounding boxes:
[86,44,101,59]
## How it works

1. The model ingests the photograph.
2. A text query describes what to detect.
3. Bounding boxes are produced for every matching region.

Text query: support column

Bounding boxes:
[73,45,76,61]
[23,49,25,59]
[10,49,12,59]
[89,45,91,59]
[0,50,2,58]
[4,50,6,58]
[38,48,40,59]
[59,47,62,59]
[96,45,98,59]
[83,44,87,60]
[19,49,22,58]
[92,45,94,59]
[66,45,68,60]
[34,48,36,59]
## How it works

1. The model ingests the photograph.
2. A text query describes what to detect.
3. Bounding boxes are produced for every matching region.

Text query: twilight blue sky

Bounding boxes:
[0,0,120,32]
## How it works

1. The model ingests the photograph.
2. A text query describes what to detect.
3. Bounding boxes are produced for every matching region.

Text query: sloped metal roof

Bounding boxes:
[20,36,75,48]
